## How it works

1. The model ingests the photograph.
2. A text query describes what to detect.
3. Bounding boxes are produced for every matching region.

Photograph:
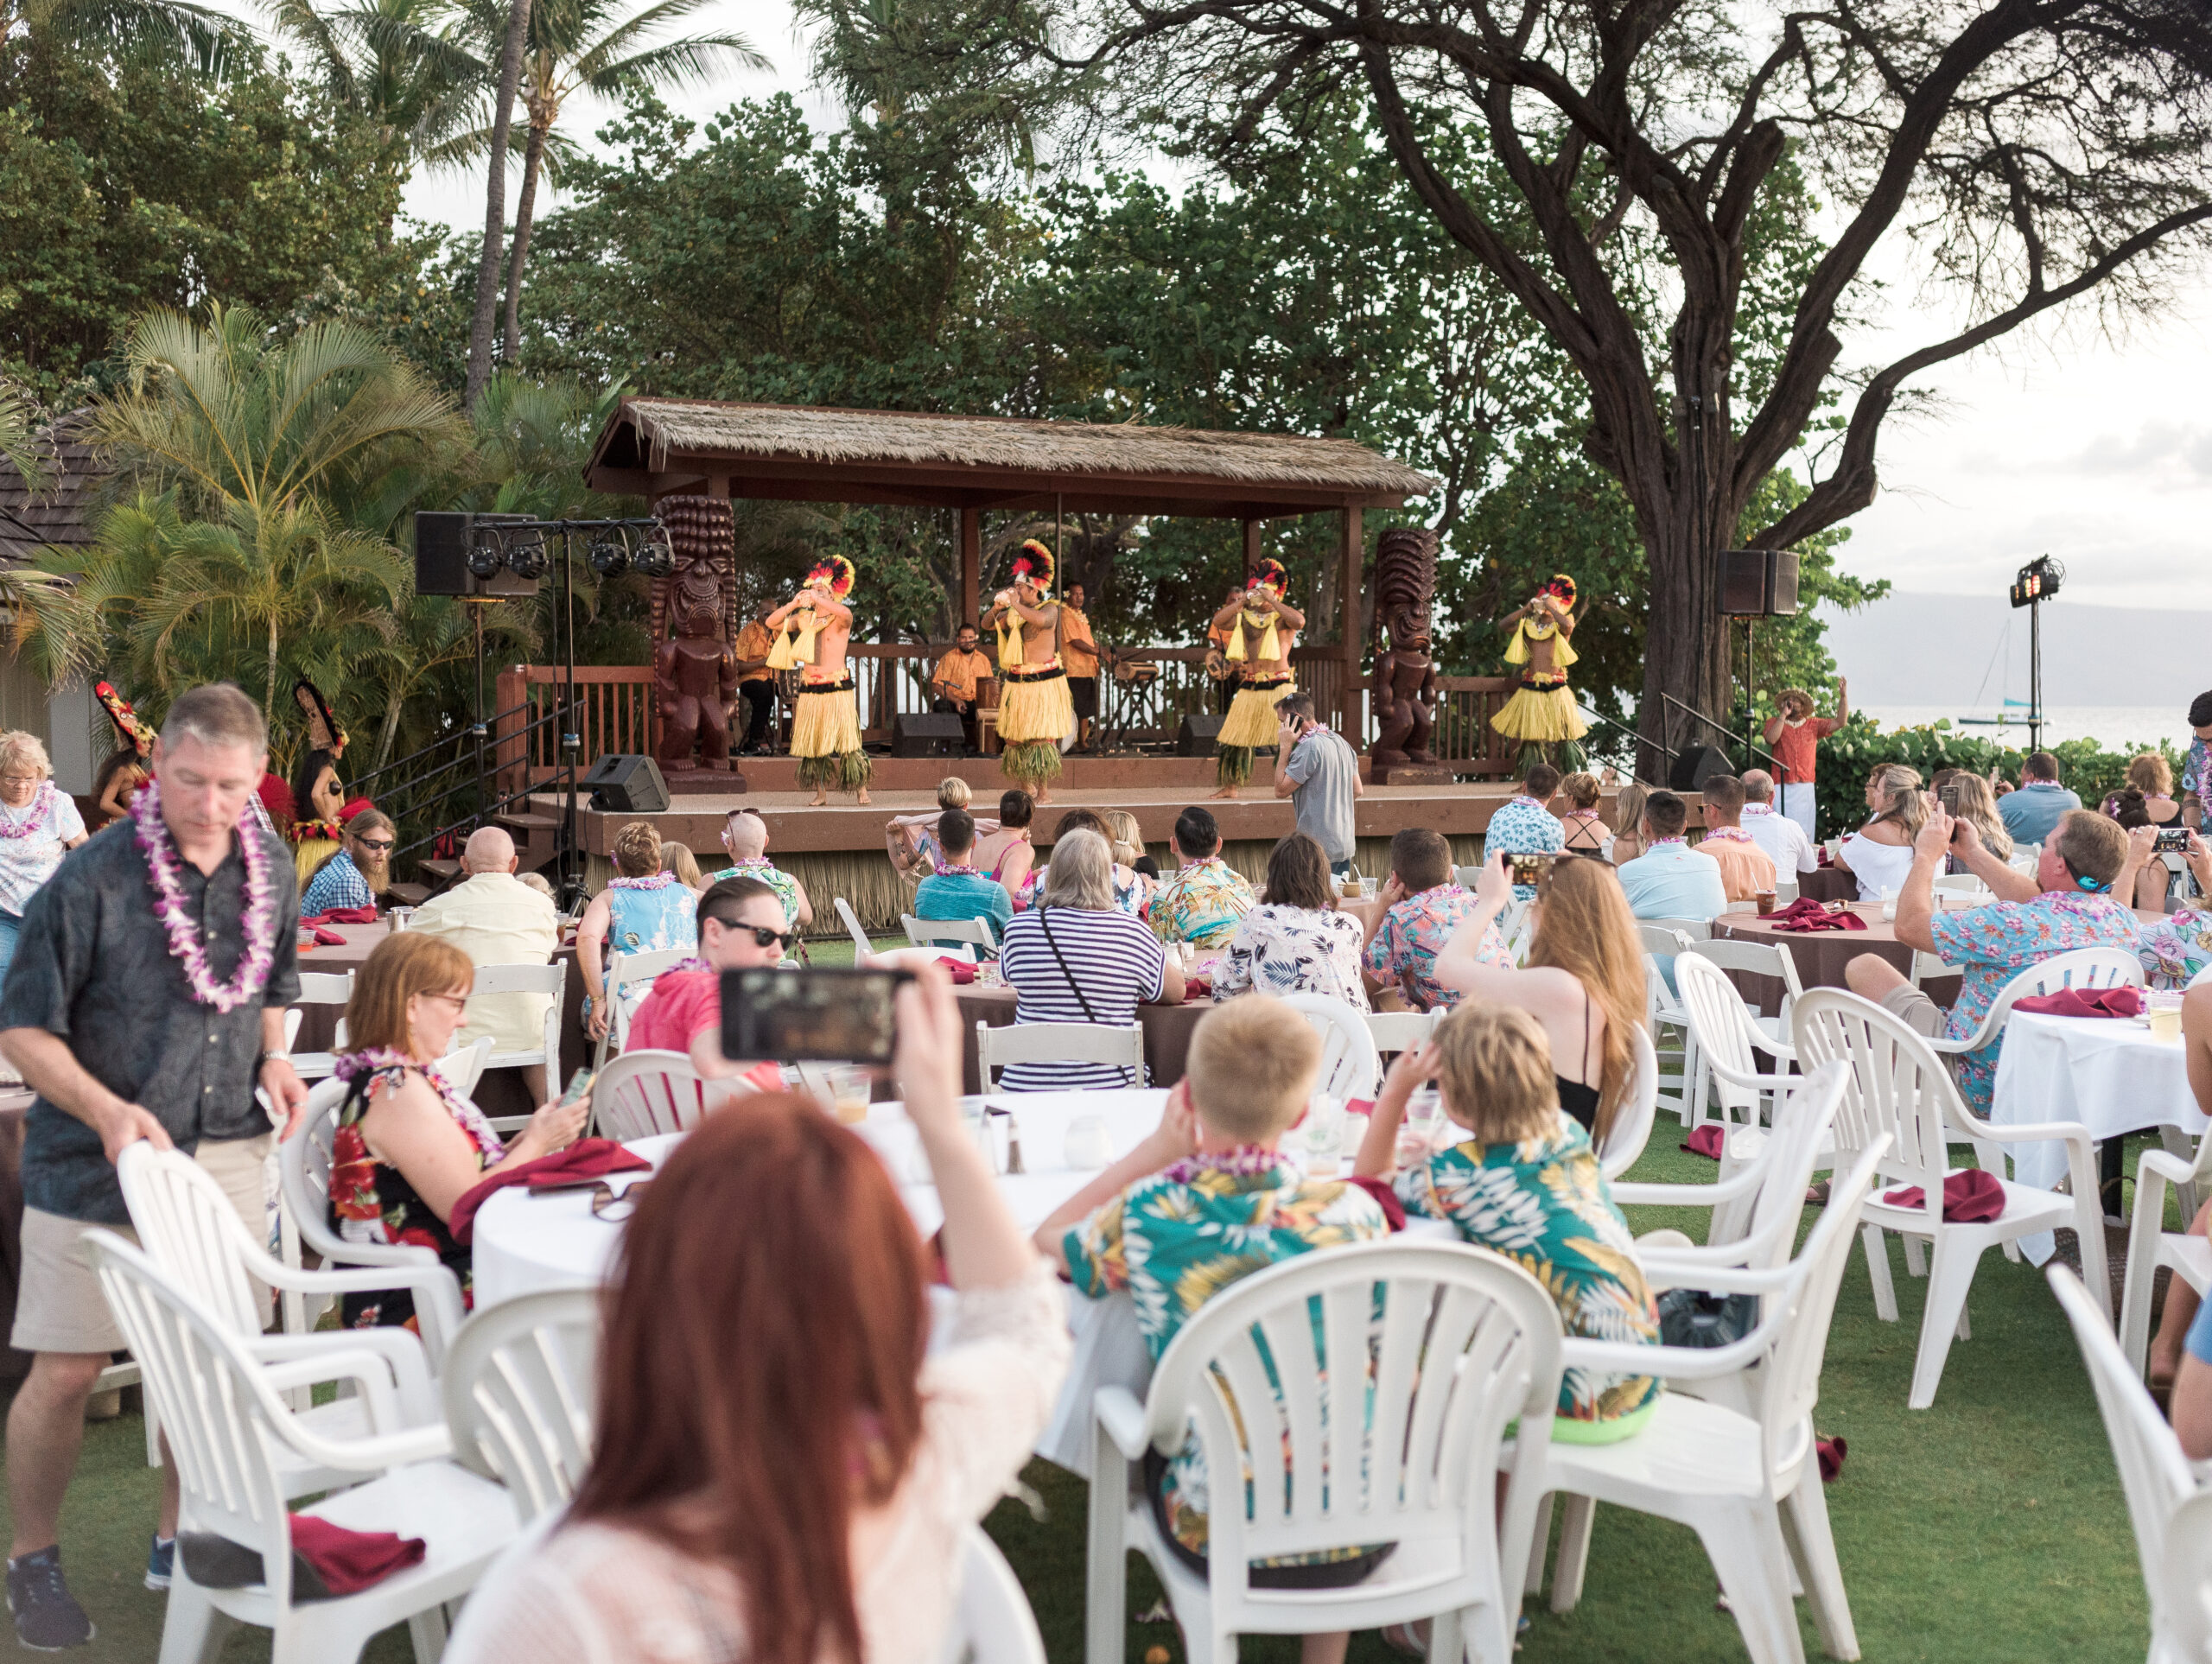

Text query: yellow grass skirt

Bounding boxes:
[792,683,870,791]
[1219,681,1289,749]
[1491,683,1589,743]
[999,670,1073,790]
[293,836,339,888]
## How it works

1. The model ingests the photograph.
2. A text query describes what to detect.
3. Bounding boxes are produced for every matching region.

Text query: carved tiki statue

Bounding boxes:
[652,496,742,772]
[1371,526,1441,770]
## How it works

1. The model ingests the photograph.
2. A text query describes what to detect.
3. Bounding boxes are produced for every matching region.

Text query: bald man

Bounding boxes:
[406,826,563,1097]
[709,808,812,930]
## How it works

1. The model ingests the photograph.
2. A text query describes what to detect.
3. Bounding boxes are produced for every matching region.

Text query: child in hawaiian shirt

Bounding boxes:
[1355,1001,1662,1443]
[1035,995,1389,1664]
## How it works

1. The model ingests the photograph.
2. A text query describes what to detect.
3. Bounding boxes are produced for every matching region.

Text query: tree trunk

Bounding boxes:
[465,0,532,406]
[500,112,550,368]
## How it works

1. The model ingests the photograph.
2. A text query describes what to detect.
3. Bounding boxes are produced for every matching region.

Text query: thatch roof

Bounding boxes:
[0,411,106,565]
[587,398,1435,517]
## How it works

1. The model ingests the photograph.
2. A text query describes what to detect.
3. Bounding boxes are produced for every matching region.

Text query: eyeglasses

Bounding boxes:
[734,924,798,951]
[355,838,396,854]
[591,1180,650,1222]
[422,992,468,1013]
[0,773,41,785]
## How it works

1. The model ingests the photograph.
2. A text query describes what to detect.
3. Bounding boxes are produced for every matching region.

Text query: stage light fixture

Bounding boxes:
[466,530,505,581]
[588,532,630,577]
[631,522,675,579]
[2009,554,2064,609]
[502,527,549,581]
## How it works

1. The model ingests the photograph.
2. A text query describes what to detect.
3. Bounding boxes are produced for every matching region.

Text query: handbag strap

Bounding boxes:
[1036,907,1099,1025]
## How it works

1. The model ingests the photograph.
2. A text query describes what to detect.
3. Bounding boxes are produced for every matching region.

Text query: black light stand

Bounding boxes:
[2007,555,2064,755]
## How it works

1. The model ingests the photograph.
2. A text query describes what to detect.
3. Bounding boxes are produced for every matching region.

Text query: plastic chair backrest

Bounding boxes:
[2159,1490,2212,1660]
[941,1526,1048,1664]
[117,1141,270,1337]
[2051,1261,2200,1642]
[835,896,874,958]
[1756,1140,1885,1486]
[471,962,567,998]
[1278,992,1381,1103]
[1363,1008,1440,1059]
[599,947,696,1057]
[283,1076,434,1270]
[906,913,999,951]
[1637,916,1712,941]
[1638,924,1692,959]
[1674,954,1768,1089]
[1597,1025,1661,1182]
[1953,945,2146,1052]
[1729,1062,1847,1260]
[435,1035,496,1097]
[1789,990,1961,1205]
[590,1049,709,1140]
[1143,1241,1561,1618]
[442,1288,599,1526]
[1682,937,1804,1003]
[974,1020,1143,1089]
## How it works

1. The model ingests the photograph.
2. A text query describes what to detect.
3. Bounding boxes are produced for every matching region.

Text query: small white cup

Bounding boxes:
[1064,1114,1113,1170]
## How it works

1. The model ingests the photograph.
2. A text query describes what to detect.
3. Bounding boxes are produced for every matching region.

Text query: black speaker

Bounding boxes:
[580,753,670,814]
[1176,712,1225,758]
[1718,549,1801,616]
[893,712,967,758]
[413,511,539,599]
[1669,746,1736,793]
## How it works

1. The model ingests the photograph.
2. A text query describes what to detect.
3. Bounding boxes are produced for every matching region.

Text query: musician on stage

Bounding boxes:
[928,623,994,754]
[1061,582,1101,753]
[766,556,872,808]
[1210,558,1303,800]
[1490,574,1590,770]
[983,542,1074,805]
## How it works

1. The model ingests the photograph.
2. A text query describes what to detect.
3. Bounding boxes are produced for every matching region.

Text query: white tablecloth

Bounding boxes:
[1988,1011,2203,1261]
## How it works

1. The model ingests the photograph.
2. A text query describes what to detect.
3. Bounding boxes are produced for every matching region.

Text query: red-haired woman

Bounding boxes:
[446,964,1069,1664]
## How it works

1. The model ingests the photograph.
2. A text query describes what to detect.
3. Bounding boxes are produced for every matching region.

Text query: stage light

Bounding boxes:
[466,529,505,581]
[588,533,630,577]
[631,522,675,579]
[502,527,549,581]
[2009,555,2063,609]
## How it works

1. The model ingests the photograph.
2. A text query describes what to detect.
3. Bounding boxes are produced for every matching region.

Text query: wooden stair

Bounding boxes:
[496,810,563,873]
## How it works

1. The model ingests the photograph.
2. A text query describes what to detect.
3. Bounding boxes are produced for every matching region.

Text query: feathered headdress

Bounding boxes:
[1010,539,1054,592]
[1543,574,1579,607]
[292,679,347,759]
[1249,557,1289,594]
[804,555,855,600]
[92,680,153,759]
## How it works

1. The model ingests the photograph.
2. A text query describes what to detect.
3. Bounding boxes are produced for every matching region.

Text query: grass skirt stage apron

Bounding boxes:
[791,676,872,792]
[1216,674,1291,787]
[998,664,1074,791]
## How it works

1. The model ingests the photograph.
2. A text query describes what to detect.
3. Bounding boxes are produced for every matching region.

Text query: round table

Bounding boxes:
[1799,868,1858,904]
[1713,910,1961,1007]
[471,1133,680,1307]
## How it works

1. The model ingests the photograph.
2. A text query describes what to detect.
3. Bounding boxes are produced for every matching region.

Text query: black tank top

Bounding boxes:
[1554,992,1600,1132]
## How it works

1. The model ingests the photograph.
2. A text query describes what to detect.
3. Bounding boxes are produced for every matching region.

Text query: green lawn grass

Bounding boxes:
[2,1130,2157,1662]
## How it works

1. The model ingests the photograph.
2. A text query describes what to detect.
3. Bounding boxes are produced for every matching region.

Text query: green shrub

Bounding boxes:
[1810,717,2183,841]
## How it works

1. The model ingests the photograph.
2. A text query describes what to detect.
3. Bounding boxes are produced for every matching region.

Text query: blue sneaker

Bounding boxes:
[144,1535,175,1592]
[6,1546,93,1650]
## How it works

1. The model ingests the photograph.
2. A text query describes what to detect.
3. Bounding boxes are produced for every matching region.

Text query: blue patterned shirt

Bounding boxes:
[1486,796,1564,899]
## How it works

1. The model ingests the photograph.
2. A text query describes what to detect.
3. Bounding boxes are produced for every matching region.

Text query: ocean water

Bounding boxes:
[1856,704,2196,753]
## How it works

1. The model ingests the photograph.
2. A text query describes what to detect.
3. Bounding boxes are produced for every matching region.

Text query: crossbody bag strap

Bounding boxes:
[1036,907,1099,1024]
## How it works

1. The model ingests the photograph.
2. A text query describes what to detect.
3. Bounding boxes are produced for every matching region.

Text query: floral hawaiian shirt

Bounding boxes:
[2138,910,2212,990]
[1151,856,1256,949]
[709,858,804,930]
[1485,796,1564,899]
[1363,884,1503,1011]
[1928,892,2142,1113]
[1063,1150,1389,1561]
[1394,1112,1660,1429]
[2183,739,2212,806]
[1214,905,1370,1010]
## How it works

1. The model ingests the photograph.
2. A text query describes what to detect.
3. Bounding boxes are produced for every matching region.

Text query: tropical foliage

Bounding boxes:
[1812,721,2180,842]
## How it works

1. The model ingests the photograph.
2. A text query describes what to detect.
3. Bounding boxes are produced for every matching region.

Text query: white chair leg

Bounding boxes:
[1901,1235,1927,1279]
[2161,1127,2201,1223]
[2074,1194,2114,1324]
[2120,1184,2171,1376]
[407,1604,449,1663]
[1700,1502,1808,1664]
[1908,1235,1984,1410]
[1781,1475,1860,1661]
[156,1578,232,1664]
[1548,1494,1596,1613]
[1085,1460,1131,1664]
[1524,1492,1554,1597]
[1861,1225,1898,1324]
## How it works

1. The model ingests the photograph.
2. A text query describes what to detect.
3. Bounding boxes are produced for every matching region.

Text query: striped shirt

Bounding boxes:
[996,905,1166,1090]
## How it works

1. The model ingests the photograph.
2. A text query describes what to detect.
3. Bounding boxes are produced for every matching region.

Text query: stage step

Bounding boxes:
[414,857,463,888]
[385,880,433,908]
[495,810,563,867]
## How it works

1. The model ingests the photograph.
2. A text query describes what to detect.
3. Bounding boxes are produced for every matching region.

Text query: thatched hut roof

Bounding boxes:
[587,398,1435,516]
[0,410,105,564]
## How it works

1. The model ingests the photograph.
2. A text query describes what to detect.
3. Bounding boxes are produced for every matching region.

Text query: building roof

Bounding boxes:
[585,398,1436,517]
[0,411,106,564]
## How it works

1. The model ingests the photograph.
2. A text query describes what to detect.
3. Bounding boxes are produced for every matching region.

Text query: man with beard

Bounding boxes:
[301,808,394,914]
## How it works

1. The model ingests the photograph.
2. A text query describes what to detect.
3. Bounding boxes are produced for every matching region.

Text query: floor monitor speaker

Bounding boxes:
[1176,713,1225,758]
[893,712,967,758]
[581,753,671,815]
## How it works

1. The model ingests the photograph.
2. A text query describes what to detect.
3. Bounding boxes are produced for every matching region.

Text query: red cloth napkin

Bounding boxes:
[934,955,978,985]
[1681,1124,1726,1159]
[1767,897,1866,933]
[1817,1435,1847,1483]
[448,1139,651,1245]
[1881,1168,2005,1223]
[288,1515,424,1597]
[1345,1098,1375,1119]
[2012,986,2144,1020]
[1184,973,1212,998]
[309,927,346,946]
[1344,1174,1407,1231]
[299,906,379,927]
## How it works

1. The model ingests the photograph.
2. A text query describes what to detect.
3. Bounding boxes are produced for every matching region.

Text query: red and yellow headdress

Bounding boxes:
[93,680,154,759]
[1543,574,1578,607]
[804,555,855,600]
[1249,556,1288,594]
[1011,539,1054,594]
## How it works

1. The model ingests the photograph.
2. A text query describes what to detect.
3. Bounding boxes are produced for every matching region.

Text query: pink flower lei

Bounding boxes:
[0,781,56,840]
[133,781,278,1013]
[334,1047,505,1159]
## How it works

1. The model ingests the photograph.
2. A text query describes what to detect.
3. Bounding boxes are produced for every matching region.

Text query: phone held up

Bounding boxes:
[721,967,916,1065]
[2156,826,2191,854]
[557,1066,595,1107]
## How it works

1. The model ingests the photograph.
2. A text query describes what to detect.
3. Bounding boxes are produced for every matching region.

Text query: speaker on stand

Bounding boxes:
[1718,549,1802,772]
[580,753,671,815]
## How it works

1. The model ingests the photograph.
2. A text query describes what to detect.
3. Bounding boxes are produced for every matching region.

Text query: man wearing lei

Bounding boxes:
[984,541,1076,805]
[766,555,872,809]
[1210,558,1305,800]
[0,683,304,1648]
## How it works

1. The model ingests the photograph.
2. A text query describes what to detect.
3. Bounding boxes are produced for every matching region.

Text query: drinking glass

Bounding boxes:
[828,1065,873,1124]
[1064,1114,1113,1170]
[1300,1094,1344,1176]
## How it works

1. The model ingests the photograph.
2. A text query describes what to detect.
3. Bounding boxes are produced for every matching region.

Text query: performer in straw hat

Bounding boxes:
[1491,575,1590,770]
[766,555,872,807]
[984,541,1074,804]
[1210,558,1303,799]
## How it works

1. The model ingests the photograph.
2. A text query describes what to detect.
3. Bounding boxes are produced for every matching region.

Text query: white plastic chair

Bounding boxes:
[435,1035,496,1099]
[1922,944,2145,1067]
[1363,1007,1440,1061]
[1643,933,1698,1124]
[976,1020,1143,1090]
[591,946,693,1070]
[906,912,1000,955]
[1086,1241,1564,1664]
[285,970,354,1081]
[2120,1129,2212,1377]
[1279,992,1381,1104]
[1675,955,1803,1170]
[1597,1025,1662,1183]
[1791,988,2109,1408]
[2186,961,2212,992]
[1535,1140,1886,1664]
[1681,936,1804,1042]
[1639,914,1713,942]
[589,1048,711,1140]
[944,1526,1048,1664]
[835,895,874,959]
[1929,873,1989,899]
[86,1232,515,1664]
[472,961,568,1121]
[442,1287,600,1527]
[2051,1261,2210,1664]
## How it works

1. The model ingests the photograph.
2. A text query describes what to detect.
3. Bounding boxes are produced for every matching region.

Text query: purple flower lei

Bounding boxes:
[0,782,56,841]
[608,871,677,891]
[335,1047,505,1159]
[133,781,278,1013]
[1163,1146,1292,1184]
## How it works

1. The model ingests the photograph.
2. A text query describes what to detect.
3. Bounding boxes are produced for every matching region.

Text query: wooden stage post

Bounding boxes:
[960,505,981,627]
[1242,517,1260,575]
[1338,506,1362,736]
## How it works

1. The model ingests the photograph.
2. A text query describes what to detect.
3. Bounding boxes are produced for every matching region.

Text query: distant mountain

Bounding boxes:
[1815,591,2209,708]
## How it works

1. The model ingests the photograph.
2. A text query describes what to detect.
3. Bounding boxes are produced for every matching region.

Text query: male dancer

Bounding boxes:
[983,541,1073,804]
[1762,678,1848,841]
[766,556,871,807]
[1211,558,1304,799]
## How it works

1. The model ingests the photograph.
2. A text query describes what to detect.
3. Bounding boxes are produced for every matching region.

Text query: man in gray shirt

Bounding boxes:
[1270,689,1363,878]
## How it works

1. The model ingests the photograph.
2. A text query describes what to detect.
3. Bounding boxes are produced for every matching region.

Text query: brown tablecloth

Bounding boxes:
[956,987,1212,1095]
[1714,911,1961,1009]
[1799,867,1858,904]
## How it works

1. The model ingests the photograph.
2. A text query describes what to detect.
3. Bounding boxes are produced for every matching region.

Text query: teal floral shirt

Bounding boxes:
[1394,1113,1661,1428]
[709,859,804,930]
[1063,1150,1388,1560]
[1152,856,1256,949]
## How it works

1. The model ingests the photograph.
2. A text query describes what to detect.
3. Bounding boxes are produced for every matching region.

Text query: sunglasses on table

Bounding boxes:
[535,1178,652,1221]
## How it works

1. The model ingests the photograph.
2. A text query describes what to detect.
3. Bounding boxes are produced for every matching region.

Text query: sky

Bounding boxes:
[377,0,2212,621]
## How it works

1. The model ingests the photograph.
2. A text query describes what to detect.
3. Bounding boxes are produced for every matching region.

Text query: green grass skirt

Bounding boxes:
[797,749,872,792]
[1001,740,1063,791]
[1216,743,1255,787]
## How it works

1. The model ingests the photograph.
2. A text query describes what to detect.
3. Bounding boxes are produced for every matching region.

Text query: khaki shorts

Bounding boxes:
[1880,984,1948,1039]
[11,1133,273,1356]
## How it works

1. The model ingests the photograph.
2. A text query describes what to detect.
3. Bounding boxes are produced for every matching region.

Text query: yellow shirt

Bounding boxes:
[931,647,994,704]
[734,620,774,685]
[406,873,564,1053]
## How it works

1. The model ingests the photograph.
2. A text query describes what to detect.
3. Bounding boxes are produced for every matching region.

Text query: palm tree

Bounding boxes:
[7,0,249,74]
[264,0,486,184]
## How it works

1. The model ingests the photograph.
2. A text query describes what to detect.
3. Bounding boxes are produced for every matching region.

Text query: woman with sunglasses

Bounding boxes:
[327,933,589,1329]
[624,877,798,1092]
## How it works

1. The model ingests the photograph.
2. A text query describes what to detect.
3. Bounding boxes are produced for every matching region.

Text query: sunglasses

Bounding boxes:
[355,838,396,854]
[712,919,798,952]
[539,1178,652,1220]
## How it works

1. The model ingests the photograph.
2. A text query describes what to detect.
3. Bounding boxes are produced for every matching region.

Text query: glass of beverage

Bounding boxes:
[828,1065,873,1125]
[1064,1114,1113,1170]
[2149,994,2185,1043]
[975,959,1002,989]
[1755,890,1777,916]
[1300,1094,1344,1177]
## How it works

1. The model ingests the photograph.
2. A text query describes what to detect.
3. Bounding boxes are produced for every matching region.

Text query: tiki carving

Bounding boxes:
[652,495,741,772]
[1371,526,1440,770]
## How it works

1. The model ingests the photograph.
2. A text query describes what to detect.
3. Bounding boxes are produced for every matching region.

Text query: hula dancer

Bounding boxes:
[1210,558,1305,799]
[1491,575,1590,770]
[766,556,872,808]
[985,541,1074,805]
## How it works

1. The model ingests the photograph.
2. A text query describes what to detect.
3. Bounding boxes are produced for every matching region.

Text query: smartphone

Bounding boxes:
[557,1065,595,1107]
[721,967,915,1064]
[1938,784,1961,817]
[2157,827,2190,854]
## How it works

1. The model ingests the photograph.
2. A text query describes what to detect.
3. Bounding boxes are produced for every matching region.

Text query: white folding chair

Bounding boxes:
[1535,1140,1885,1664]
[944,1526,1047,1664]
[1792,988,2108,1407]
[1907,948,1959,990]
[2120,1128,2212,1378]
[434,1035,496,1099]
[589,1048,712,1140]
[976,1020,1144,1090]
[2051,1262,2212,1664]
[471,962,568,1122]
[1278,992,1381,1103]
[1087,1241,1563,1664]
[1930,873,1990,899]
[905,912,1000,955]
[87,1232,515,1664]
[285,970,354,1082]
[588,945,695,1071]
[1363,1007,1440,1062]
[1642,930,1697,1124]
[1639,915,1713,942]
[836,895,875,959]
[1597,1025,1662,1182]
[442,1288,600,1527]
